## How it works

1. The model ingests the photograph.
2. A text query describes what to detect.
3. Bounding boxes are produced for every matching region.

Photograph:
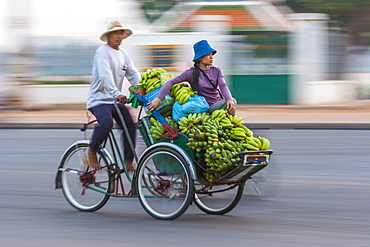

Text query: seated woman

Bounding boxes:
[147,40,236,115]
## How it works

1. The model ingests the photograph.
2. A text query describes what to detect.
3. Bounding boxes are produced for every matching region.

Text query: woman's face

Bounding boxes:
[199,52,214,68]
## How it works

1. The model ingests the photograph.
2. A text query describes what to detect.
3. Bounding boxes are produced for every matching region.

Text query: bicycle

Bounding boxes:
[55,96,273,220]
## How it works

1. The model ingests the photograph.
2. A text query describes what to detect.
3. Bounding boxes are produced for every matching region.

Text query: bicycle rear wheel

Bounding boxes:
[59,143,113,212]
[136,147,194,220]
[194,182,244,215]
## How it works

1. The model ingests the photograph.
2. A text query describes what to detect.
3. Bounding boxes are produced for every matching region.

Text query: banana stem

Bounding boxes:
[194,131,207,140]
[211,153,222,159]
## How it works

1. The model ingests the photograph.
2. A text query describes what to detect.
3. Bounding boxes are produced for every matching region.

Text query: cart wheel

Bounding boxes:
[194,182,244,215]
[135,147,194,220]
[59,143,113,212]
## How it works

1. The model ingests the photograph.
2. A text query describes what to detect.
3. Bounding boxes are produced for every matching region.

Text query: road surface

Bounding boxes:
[1,129,369,246]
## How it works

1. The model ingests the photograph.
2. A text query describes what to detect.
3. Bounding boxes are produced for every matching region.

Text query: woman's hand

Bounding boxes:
[226,100,236,114]
[147,97,161,111]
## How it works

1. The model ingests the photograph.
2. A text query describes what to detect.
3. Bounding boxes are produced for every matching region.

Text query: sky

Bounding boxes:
[0,0,148,49]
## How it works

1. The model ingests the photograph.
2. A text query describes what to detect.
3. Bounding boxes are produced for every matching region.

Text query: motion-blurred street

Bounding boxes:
[1,129,369,246]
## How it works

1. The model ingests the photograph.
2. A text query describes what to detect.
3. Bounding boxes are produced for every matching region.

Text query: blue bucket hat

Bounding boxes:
[192,40,217,61]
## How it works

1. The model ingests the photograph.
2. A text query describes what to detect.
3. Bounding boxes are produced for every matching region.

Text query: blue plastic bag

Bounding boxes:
[182,94,209,114]
[172,101,188,122]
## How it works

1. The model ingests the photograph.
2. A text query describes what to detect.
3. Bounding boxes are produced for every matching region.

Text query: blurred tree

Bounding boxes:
[285,0,370,45]
[136,0,179,23]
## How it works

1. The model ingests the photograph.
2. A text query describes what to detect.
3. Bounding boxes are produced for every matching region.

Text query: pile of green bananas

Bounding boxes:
[170,83,195,105]
[140,68,167,93]
[184,116,244,181]
[178,111,271,181]
[186,117,222,152]
[149,116,178,140]
[203,138,244,181]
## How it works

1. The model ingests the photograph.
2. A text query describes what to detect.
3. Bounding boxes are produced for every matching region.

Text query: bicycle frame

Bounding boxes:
[55,103,140,198]
[100,130,137,197]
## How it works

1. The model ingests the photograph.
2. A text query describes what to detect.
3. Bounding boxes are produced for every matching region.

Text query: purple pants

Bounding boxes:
[88,103,136,162]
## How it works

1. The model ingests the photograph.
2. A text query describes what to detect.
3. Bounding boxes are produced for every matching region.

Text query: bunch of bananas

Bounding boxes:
[149,117,165,139]
[170,82,188,98]
[178,112,210,135]
[170,83,195,105]
[241,136,270,151]
[228,114,244,127]
[140,68,167,93]
[211,109,228,121]
[164,116,179,131]
[258,136,271,150]
[149,116,178,140]
[221,115,243,129]
[211,109,244,128]
[229,125,254,140]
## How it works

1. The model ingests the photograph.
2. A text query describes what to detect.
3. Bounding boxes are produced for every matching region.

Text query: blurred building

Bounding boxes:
[0,0,368,108]
[146,1,292,104]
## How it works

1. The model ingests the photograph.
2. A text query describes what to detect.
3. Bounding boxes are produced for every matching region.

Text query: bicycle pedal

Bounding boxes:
[80,173,95,185]
[109,164,121,175]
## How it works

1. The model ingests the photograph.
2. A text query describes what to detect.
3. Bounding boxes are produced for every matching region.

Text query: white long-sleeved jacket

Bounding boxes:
[87,44,140,109]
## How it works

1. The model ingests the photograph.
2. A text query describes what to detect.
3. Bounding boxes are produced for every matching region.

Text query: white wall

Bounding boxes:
[288,13,330,104]
[20,84,89,107]
[343,72,370,99]
[303,80,356,104]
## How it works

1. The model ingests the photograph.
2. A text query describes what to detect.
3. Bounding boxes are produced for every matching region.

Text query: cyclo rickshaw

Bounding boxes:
[55,84,273,220]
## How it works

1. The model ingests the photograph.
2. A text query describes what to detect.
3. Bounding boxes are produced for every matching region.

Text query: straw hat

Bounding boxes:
[100,21,132,42]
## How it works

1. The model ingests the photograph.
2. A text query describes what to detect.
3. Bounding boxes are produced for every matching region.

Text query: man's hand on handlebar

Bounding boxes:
[116,95,128,104]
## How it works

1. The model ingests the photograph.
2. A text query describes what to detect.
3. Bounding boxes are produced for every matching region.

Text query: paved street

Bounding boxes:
[1,129,369,246]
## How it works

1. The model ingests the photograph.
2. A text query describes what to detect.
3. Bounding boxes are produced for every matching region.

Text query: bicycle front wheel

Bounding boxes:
[59,143,113,212]
[136,147,194,220]
[194,182,244,215]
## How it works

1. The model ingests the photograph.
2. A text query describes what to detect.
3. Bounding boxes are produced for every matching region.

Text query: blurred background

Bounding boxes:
[0,0,369,110]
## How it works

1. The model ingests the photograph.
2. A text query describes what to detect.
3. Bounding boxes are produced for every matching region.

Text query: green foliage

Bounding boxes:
[137,0,176,23]
[285,0,370,44]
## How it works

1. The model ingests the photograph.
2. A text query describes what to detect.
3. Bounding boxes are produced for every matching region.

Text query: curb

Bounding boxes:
[1,123,369,130]
[247,123,370,130]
